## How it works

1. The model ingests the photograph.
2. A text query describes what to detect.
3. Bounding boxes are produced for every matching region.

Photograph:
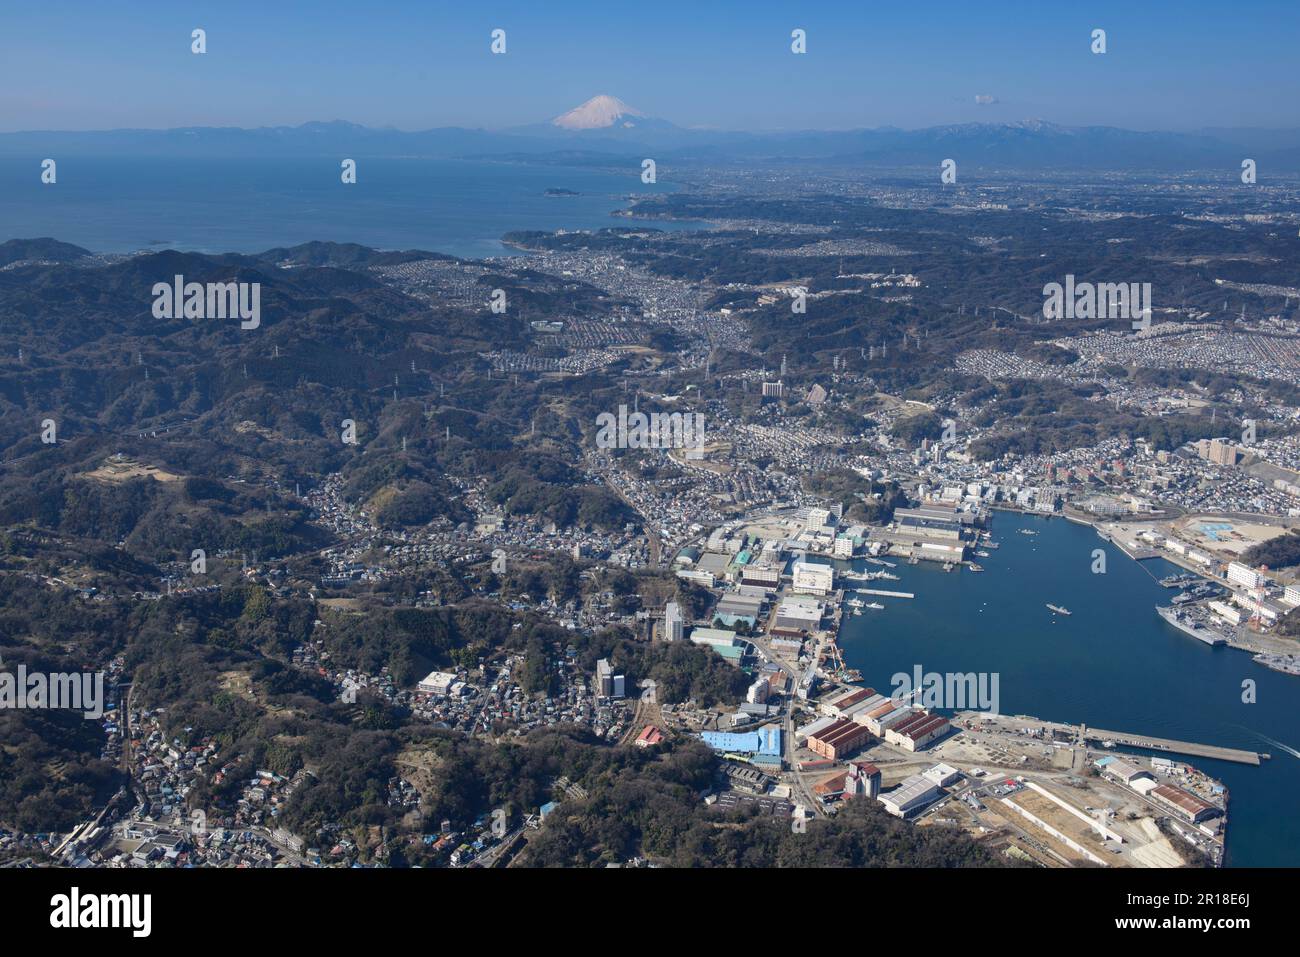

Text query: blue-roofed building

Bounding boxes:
[699,724,782,757]
[756,724,782,756]
[539,801,558,820]
[700,730,761,753]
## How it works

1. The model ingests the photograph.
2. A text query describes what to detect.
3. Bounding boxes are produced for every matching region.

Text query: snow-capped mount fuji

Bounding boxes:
[552,95,647,130]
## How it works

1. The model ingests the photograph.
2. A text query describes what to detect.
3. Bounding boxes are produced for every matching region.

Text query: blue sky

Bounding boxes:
[2,0,1297,132]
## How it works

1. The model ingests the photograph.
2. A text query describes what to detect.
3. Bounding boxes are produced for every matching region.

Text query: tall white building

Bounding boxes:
[664,601,683,642]
[1227,561,1267,591]
[805,507,832,531]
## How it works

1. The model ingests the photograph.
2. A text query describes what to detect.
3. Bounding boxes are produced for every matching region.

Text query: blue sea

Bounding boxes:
[837,511,1300,867]
[0,156,698,258]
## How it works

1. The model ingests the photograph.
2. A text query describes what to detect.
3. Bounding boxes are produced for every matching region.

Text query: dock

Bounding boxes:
[988,715,1267,765]
[852,588,915,599]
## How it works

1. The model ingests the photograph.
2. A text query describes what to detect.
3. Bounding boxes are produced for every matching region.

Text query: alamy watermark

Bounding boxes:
[152,275,260,329]
[1043,274,1150,329]
[891,665,999,715]
[595,405,706,451]
[0,662,105,719]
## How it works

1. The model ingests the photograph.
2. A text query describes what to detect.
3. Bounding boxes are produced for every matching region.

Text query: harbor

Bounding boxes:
[834,509,1300,866]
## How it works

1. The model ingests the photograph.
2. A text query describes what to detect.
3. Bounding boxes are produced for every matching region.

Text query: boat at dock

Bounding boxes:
[1156,605,1227,646]
[864,602,884,610]
[1046,604,1071,616]
[976,550,991,558]
[846,598,865,608]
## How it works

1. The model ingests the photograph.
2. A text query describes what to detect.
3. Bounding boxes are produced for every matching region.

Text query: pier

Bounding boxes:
[987,715,1268,765]
[852,588,915,599]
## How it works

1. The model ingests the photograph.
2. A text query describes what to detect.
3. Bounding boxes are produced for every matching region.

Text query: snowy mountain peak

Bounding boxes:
[551,95,646,130]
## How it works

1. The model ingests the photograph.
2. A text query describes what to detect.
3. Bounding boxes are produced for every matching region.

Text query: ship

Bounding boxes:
[1018,529,1038,536]
[967,563,984,572]
[864,602,885,610]
[982,540,1000,549]
[1045,604,1071,616]
[846,598,865,608]
[976,550,991,558]
[1156,604,1227,646]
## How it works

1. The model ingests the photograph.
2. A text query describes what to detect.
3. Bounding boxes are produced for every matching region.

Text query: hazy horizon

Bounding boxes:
[3,0,1298,134]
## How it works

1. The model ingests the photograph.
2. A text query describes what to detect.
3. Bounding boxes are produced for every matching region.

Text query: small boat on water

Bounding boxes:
[967,563,984,572]
[1046,603,1071,616]
[864,602,884,610]
[942,562,954,572]
[1019,529,1038,537]
[852,608,862,616]
[976,550,991,558]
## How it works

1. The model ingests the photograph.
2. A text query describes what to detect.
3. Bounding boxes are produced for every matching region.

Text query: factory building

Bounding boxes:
[773,595,825,633]
[1096,756,1154,787]
[1150,784,1220,824]
[885,711,952,751]
[690,627,739,649]
[795,715,839,744]
[922,764,962,788]
[878,774,945,819]
[821,686,877,717]
[863,701,912,735]
[700,725,783,765]
[714,592,764,629]
[792,561,835,596]
[806,718,874,761]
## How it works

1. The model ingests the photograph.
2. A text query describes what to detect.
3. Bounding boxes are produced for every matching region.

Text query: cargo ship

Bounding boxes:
[1156,605,1227,646]
[1045,604,1071,616]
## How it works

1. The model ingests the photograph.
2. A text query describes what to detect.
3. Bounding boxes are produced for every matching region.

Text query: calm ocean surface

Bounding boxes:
[837,511,1300,866]
[0,156,697,258]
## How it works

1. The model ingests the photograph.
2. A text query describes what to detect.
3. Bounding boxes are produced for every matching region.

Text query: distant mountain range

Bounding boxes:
[3,95,1298,170]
